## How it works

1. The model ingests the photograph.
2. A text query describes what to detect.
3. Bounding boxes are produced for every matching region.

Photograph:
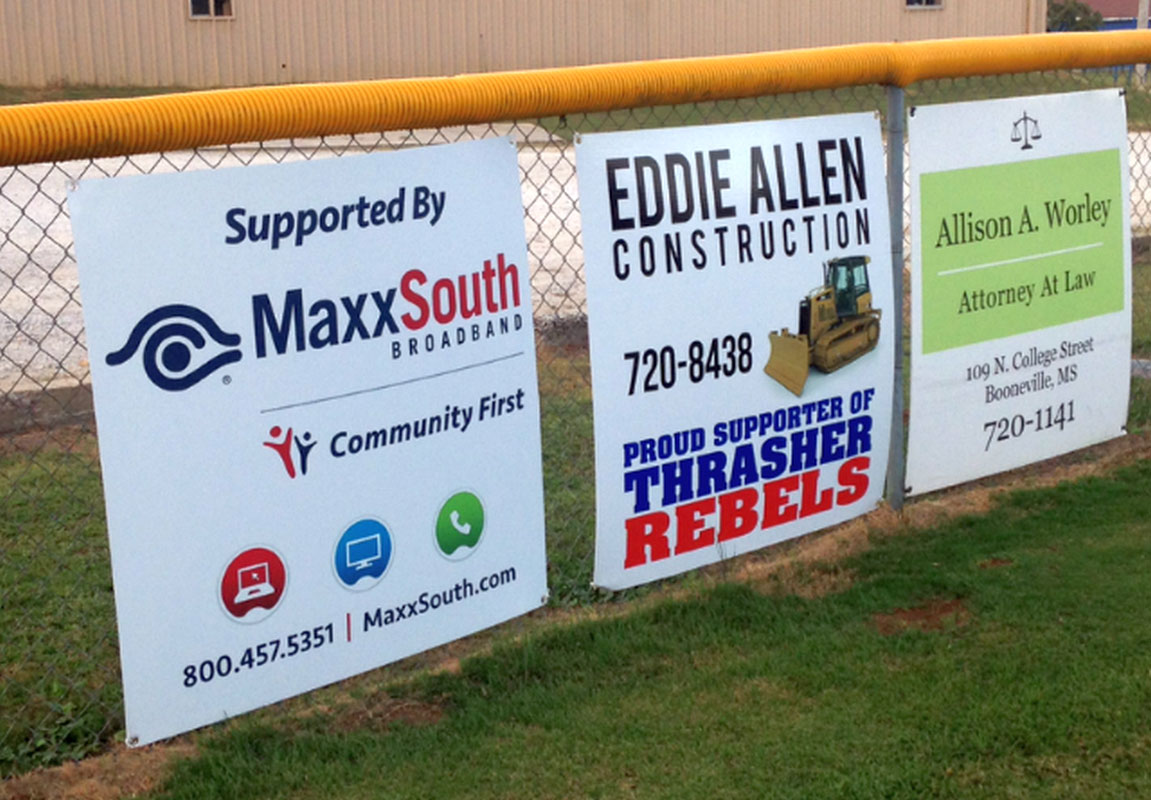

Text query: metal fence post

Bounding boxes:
[885,85,907,512]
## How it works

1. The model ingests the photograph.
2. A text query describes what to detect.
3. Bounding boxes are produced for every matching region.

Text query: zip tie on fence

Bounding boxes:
[2,31,1151,167]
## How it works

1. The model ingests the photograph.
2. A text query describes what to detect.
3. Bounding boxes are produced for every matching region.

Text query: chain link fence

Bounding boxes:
[3,69,1150,775]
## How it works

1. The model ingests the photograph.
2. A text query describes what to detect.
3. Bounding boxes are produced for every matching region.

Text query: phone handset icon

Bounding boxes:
[437,492,484,559]
[450,510,472,536]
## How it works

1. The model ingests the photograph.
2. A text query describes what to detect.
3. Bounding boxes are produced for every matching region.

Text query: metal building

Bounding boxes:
[0,0,1048,88]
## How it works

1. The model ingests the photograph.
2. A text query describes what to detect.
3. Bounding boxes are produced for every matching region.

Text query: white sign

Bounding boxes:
[576,114,894,591]
[69,137,547,745]
[906,91,1131,495]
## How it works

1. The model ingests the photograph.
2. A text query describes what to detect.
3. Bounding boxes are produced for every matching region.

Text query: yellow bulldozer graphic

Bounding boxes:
[763,255,881,397]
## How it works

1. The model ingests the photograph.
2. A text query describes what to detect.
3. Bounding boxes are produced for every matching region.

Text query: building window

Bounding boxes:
[190,0,233,19]
[906,0,944,7]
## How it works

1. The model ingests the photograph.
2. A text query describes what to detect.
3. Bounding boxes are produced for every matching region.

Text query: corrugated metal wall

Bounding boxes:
[0,0,1047,88]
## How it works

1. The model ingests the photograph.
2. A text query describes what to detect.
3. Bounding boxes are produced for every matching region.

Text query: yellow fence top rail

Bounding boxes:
[2,32,1151,167]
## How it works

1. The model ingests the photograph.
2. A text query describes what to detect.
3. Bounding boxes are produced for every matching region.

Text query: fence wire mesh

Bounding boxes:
[3,70,1150,775]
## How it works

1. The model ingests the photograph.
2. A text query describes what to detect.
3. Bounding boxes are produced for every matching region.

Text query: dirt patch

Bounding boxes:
[311,694,445,735]
[776,565,858,599]
[978,558,1014,569]
[0,694,444,798]
[336,696,443,733]
[0,743,195,800]
[0,423,98,459]
[433,657,463,676]
[873,597,971,636]
[0,384,94,437]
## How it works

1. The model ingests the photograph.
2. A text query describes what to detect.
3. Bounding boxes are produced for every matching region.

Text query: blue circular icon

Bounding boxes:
[333,518,393,591]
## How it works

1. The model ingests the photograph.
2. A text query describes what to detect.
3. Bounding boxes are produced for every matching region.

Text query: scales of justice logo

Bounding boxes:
[1011,111,1042,151]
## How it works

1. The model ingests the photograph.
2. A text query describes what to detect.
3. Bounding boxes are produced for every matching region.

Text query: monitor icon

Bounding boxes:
[346,534,382,571]
[333,518,393,591]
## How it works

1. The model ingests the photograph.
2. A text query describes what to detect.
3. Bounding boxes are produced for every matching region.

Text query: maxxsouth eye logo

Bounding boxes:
[106,253,524,393]
[263,425,316,479]
[106,304,242,391]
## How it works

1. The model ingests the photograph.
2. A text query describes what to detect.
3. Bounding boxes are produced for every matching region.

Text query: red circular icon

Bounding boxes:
[219,546,287,623]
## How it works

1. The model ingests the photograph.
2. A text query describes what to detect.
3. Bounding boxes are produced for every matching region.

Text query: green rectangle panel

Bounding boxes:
[920,149,1125,353]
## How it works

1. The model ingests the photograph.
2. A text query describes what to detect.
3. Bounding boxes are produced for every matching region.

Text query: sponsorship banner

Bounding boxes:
[576,114,894,591]
[906,90,1131,495]
[68,137,547,745]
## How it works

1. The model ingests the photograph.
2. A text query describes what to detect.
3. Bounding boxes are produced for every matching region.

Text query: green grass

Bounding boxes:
[1131,376,1151,433]
[1134,248,1151,359]
[0,84,189,105]
[0,444,120,774]
[1128,246,1151,431]
[539,71,1151,140]
[538,346,597,604]
[147,459,1151,799]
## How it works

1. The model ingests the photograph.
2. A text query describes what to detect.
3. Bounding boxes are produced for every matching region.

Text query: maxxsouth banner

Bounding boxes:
[906,91,1131,496]
[575,113,894,591]
[68,137,548,745]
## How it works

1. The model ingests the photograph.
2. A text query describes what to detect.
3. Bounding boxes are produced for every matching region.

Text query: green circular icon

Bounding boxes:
[435,491,485,559]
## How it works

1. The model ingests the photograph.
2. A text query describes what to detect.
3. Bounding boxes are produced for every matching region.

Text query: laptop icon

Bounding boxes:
[233,562,275,604]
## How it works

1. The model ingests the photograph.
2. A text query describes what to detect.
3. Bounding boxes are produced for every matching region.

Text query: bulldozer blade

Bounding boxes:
[764,332,810,397]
